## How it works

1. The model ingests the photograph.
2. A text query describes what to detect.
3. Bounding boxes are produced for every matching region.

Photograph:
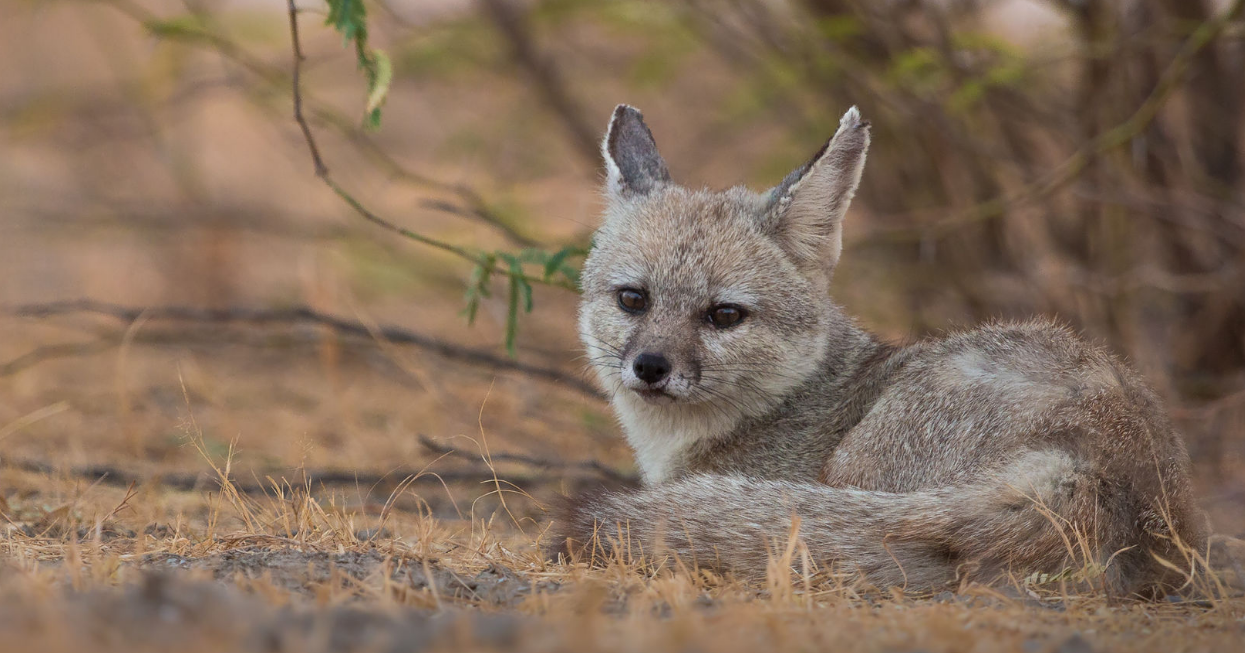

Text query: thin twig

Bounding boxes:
[476,0,601,167]
[419,199,539,248]
[286,0,326,178]
[4,299,604,399]
[101,0,542,249]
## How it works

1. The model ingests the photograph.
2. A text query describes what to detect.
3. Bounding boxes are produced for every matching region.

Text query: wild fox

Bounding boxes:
[551,104,1206,596]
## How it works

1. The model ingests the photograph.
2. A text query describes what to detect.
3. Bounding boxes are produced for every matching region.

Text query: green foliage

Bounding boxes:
[497,253,532,357]
[147,10,283,44]
[325,0,366,42]
[531,0,598,24]
[628,48,682,89]
[325,0,391,130]
[145,14,212,41]
[886,34,1030,113]
[462,253,497,327]
[528,245,585,287]
[888,47,945,97]
[719,56,802,124]
[947,33,1028,112]
[529,0,697,90]
[461,245,586,357]
[814,15,862,41]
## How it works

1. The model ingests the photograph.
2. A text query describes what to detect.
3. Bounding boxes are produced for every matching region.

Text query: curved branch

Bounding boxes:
[103,0,541,251]
[5,299,604,400]
[279,2,574,290]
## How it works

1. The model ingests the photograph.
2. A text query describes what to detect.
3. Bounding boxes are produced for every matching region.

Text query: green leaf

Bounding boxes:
[326,0,367,43]
[461,253,496,325]
[495,253,533,357]
[515,267,533,314]
[541,246,574,280]
[325,0,388,129]
[144,16,210,40]
[364,49,392,128]
[517,248,548,265]
[504,275,520,357]
[497,253,533,313]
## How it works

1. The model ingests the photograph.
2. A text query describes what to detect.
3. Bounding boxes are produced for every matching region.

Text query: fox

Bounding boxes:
[549,104,1207,597]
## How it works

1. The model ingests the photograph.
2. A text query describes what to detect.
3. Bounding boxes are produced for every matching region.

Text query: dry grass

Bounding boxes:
[0,469,1243,652]
[1,341,1242,652]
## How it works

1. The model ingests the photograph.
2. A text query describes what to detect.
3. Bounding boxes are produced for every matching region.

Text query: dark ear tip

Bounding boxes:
[606,104,647,142]
[612,104,643,123]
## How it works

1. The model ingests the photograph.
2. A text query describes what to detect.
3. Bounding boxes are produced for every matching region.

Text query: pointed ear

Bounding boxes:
[764,106,870,270]
[602,105,671,200]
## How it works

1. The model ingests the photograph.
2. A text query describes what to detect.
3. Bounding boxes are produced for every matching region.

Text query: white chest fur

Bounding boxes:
[613,393,743,483]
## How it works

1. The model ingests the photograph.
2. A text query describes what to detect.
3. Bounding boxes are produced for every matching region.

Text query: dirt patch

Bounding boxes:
[0,573,525,653]
[138,547,559,607]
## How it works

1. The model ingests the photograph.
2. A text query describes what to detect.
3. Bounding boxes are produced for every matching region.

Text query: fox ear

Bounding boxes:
[764,107,870,270]
[602,104,671,200]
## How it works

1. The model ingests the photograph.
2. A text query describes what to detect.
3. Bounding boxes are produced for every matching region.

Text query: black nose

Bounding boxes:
[632,352,671,384]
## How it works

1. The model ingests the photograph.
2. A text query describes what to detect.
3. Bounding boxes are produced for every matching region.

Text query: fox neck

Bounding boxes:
[614,307,871,484]
[613,395,749,484]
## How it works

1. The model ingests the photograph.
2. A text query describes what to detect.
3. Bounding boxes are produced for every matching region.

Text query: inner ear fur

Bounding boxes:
[602,104,671,200]
[764,106,871,270]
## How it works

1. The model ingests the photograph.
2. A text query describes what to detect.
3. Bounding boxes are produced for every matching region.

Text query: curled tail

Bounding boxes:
[550,451,1199,595]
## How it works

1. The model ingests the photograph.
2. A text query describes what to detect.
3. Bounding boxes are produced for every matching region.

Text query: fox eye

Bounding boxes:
[707,304,746,329]
[617,288,647,314]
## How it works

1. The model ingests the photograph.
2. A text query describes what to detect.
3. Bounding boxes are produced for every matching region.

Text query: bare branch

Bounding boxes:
[102,0,541,250]
[476,0,601,168]
[4,300,604,400]
[286,0,327,178]
[281,3,572,290]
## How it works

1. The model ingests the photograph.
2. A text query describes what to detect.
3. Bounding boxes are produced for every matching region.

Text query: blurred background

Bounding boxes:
[0,0,1242,535]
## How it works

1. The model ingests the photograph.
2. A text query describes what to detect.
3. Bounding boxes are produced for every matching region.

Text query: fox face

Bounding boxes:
[579,186,828,408]
[580,105,870,448]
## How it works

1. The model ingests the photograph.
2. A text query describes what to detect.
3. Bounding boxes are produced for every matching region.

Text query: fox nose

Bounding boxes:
[632,352,671,384]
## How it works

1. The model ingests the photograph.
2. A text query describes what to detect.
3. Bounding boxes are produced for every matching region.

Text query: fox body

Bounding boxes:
[555,105,1204,596]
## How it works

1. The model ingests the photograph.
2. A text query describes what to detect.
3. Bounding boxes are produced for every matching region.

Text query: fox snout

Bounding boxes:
[621,349,697,403]
[632,352,671,384]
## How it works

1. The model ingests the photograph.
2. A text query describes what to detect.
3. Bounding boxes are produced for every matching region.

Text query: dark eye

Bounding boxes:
[707,304,746,329]
[618,288,647,314]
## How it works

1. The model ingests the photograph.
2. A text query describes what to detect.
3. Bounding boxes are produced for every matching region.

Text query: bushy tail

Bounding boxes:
[550,451,1195,594]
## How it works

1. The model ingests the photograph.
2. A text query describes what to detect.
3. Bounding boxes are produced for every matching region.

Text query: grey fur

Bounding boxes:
[603,105,671,198]
[560,105,1204,597]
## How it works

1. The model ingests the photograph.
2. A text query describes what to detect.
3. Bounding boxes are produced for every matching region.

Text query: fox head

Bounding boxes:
[579,105,870,431]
